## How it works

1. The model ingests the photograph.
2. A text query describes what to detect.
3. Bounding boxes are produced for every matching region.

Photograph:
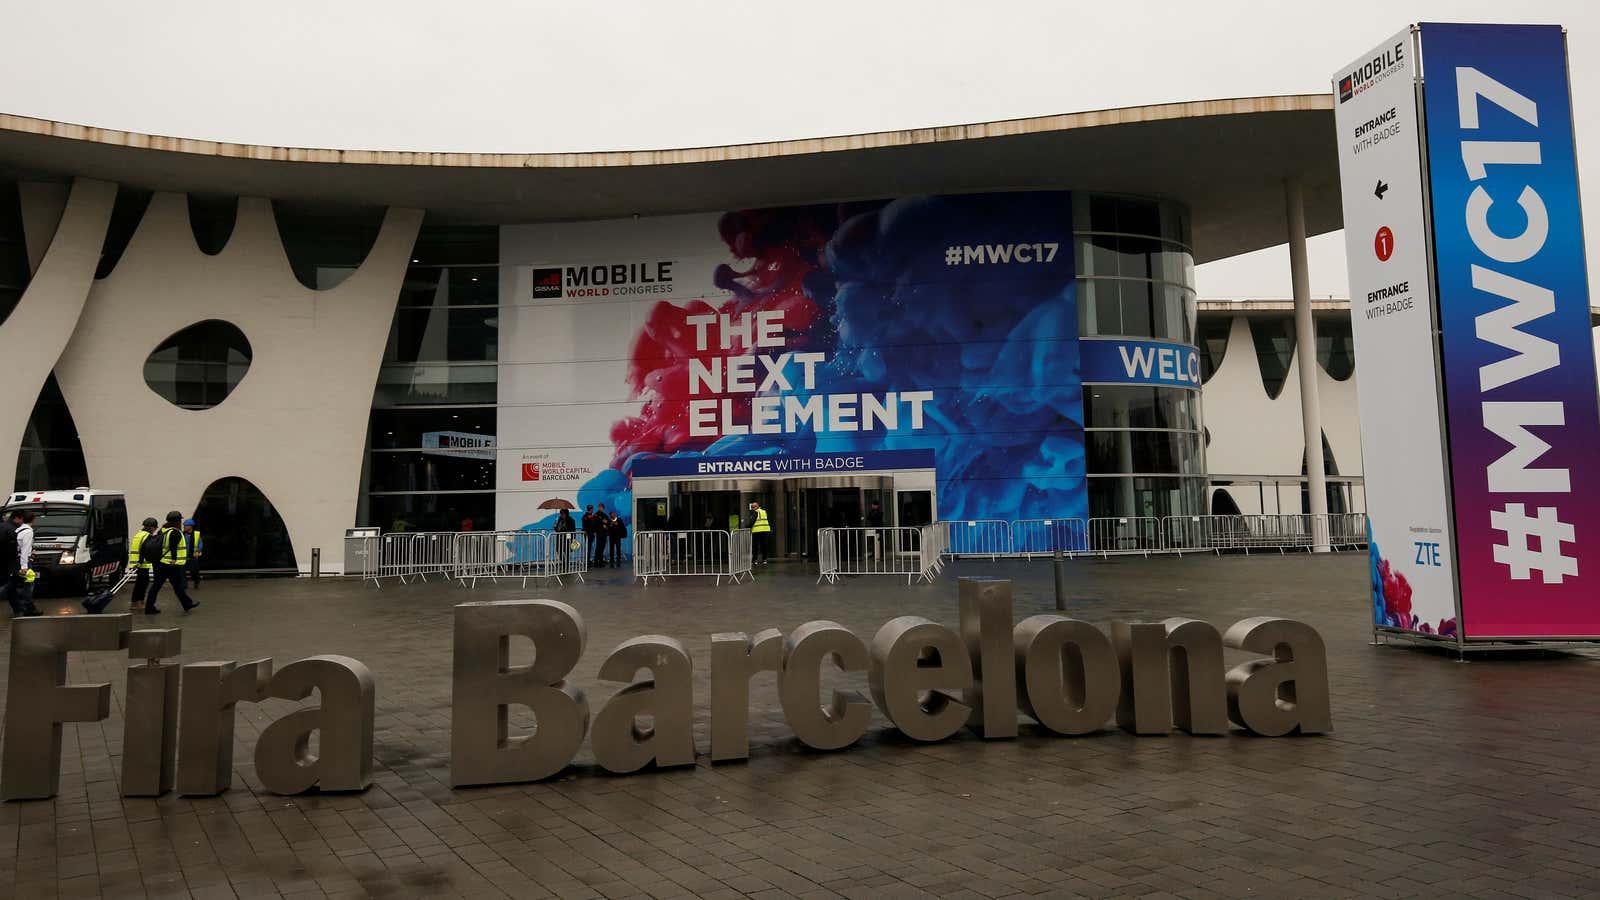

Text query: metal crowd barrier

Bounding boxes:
[919,523,947,579]
[1010,518,1090,557]
[1087,517,1162,555]
[815,526,931,585]
[943,519,1014,559]
[1160,514,1366,553]
[1325,512,1369,549]
[453,530,588,587]
[365,531,458,585]
[633,529,753,585]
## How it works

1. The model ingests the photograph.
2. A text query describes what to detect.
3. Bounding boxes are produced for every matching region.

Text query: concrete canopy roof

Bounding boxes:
[0,94,1340,264]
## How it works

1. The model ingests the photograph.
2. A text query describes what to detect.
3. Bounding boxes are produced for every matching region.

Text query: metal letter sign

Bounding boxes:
[1419,24,1600,639]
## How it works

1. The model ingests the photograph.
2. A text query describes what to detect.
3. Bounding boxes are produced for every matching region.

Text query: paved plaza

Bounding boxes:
[3,553,1600,899]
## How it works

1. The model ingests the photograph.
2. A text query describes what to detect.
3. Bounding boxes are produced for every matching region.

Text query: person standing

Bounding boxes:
[554,508,576,568]
[592,503,609,567]
[182,518,203,589]
[747,501,771,565]
[144,510,198,614]
[2,509,41,617]
[581,505,597,566]
[607,512,627,566]
[127,517,159,609]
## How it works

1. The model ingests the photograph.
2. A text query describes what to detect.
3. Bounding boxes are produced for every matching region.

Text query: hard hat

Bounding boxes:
[183,518,196,526]
[143,517,159,527]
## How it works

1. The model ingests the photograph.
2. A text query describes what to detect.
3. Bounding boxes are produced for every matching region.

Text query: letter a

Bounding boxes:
[1223,618,1332,736]
[592,636,696,773]
[254,656,376,794]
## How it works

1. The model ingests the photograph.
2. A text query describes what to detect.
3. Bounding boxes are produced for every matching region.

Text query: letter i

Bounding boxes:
[123,629,183,796]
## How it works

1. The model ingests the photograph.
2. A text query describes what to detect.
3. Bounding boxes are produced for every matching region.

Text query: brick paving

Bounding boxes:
[3,553,1600,898]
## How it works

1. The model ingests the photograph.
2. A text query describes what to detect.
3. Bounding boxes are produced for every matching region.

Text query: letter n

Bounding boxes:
[1111,618,1227,735]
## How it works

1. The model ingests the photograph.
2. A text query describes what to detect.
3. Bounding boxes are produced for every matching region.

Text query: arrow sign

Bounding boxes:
[1374,180,1389,199]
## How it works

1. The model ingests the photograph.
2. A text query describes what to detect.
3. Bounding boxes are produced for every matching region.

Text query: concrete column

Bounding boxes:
[1285,178,1330,552]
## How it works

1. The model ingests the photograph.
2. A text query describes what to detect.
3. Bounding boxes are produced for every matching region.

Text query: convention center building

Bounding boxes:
[0,96,1349,572]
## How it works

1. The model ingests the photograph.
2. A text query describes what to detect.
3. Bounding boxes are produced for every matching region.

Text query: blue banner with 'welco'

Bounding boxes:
[1080,338,1201,389]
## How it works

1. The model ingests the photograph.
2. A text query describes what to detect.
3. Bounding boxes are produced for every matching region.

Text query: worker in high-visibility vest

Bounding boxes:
[127,516,159,609]
[182,518,203,588]
[143,510,198,614]
[747,500,771,565]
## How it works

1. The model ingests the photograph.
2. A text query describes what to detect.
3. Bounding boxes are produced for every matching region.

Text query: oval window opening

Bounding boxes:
[143,319,253,409]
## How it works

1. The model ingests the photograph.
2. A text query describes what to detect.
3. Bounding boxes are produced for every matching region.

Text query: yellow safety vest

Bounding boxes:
[157,526,188,566]
[129,530,154,571]
[188,529,202,559]
[752,508,771,533]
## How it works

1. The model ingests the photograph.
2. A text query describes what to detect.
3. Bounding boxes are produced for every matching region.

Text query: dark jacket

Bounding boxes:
[554,513,576,533]
[0,520,17,576]
[608,517,628,540]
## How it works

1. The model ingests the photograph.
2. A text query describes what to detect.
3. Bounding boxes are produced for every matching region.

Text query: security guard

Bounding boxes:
[182,517,203,588]
[127,517,159,609]
[144,510,198,614]
[748,500,771,565]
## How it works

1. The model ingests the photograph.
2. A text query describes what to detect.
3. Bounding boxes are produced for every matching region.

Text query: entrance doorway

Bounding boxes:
[641,472,918,561]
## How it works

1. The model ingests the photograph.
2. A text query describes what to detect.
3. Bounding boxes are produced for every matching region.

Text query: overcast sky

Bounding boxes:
[3,0,1596,299]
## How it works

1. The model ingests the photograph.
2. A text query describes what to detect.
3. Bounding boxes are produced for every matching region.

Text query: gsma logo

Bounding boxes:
[531,267,563,299]
[1338,76,1354,103]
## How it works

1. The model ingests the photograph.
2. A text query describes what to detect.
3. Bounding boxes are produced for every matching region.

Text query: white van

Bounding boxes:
[2,488,128,596]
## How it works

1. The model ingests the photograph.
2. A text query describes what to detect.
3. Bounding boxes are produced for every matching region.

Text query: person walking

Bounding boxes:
[127,517,159,609]
[554,508,577,568]
[592,503,609,567]
[144,510,198,614]
[182,517,203,589]
[607,512,627,566]
[747,500,771,565]
[2,508,41,617]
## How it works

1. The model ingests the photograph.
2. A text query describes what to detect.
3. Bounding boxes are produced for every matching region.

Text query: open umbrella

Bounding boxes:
[538,498,577,510]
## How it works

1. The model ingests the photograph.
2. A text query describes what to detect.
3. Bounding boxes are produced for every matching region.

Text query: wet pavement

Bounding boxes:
[3,552,1600,898]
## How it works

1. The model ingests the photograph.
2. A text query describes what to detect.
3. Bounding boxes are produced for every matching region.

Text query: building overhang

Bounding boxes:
[0,94,1340,264]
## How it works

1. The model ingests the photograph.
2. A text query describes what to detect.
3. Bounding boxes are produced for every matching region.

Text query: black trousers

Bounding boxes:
[131,567,151,605]
[590,532,606,563]
[146,563,195,611]
[608,534,623,563]
[4,572,35,615]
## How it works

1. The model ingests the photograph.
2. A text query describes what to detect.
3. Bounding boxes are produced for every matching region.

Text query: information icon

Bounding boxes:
[1374,226,1395,261]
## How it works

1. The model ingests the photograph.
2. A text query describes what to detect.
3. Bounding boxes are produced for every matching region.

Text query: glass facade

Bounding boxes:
[1075,195,1203,519]
[360,223,499,532]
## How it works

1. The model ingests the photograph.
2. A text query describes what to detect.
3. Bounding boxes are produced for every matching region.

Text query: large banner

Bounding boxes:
[1420,23,1600,639]
[1333,28,1460,637]
[497,191,1086,534]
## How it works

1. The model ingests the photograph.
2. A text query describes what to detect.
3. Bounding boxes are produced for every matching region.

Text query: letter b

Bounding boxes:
[451,600,590,786]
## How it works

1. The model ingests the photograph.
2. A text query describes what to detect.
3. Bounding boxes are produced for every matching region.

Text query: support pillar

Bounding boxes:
[1285,178,1330,552]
